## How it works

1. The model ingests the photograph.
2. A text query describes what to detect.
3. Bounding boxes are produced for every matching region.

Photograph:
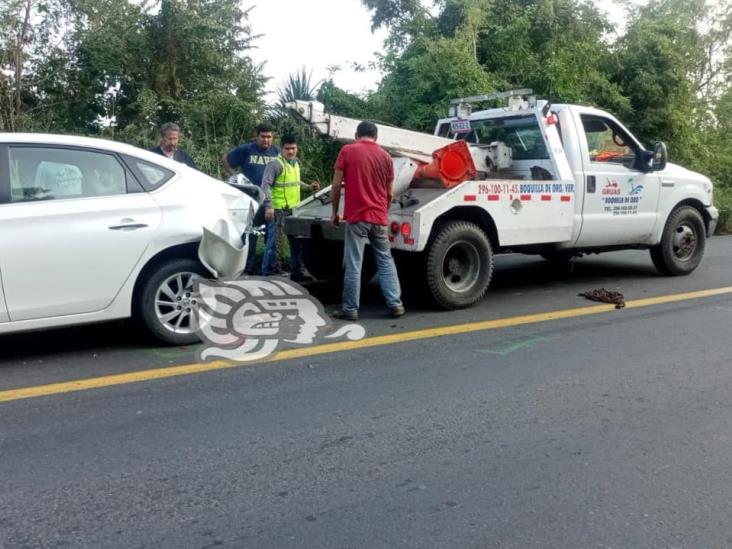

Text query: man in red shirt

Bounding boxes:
[330,121,404,320]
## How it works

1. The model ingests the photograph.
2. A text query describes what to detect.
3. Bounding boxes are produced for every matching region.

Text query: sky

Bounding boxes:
[247,0,634,102]
[247,0,388,101]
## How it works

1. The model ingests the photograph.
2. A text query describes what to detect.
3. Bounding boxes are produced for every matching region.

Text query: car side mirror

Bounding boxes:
[651,141,667,172]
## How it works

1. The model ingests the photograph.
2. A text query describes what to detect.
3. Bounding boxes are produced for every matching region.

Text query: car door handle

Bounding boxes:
[108,223,148,230]
[661,179,675,187]
[587,175,596,193]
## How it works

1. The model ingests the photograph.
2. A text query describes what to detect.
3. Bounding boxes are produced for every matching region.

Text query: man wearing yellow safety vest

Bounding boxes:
[260,134,320,280]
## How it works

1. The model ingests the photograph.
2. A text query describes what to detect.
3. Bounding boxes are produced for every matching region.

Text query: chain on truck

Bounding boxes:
[284,89,719,309]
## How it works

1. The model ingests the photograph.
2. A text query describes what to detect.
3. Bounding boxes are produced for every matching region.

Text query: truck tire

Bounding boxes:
[136,258,209,345]
[425,221,493,309]
[650,206,706,276]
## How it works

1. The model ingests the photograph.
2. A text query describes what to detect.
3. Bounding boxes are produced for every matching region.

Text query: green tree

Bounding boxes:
[363,0,627,127]
[18,0,266,176]
[372,37,496,131]
[611,0,731,183]
[0,0,66,131]
[361,0,437,49]
[276,66,321,110]
[473,0,626,111]
[317,80,373,119]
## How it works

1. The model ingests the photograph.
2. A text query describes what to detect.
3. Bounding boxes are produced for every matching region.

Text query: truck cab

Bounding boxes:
[434,99,717,251]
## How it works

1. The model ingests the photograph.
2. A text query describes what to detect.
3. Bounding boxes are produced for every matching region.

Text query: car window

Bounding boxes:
[9,147,128,202]
[580,115,638,169]
[448,115,549,160]
[129,158,174,191]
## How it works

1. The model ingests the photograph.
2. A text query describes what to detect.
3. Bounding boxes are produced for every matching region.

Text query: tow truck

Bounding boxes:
[284,90,718,309]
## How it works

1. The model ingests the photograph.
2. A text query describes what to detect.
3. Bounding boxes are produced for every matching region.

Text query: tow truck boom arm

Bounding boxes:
[286,100,454,164]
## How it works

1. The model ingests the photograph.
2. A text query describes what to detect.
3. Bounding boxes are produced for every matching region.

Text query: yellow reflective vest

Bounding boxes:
[271,156,301,209]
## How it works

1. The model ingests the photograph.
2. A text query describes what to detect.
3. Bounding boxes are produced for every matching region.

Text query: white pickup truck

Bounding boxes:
[285,91,718,309]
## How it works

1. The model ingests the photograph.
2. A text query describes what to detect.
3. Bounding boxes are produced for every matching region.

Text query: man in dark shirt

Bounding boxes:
[222,123,281,275]
[149,122,197,169]
[222,123,281,188]
[330,121,404,320]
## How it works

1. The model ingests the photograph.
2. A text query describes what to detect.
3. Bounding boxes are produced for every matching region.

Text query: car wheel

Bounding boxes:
[425,221,493,309]
[650,206,706,276]
[137,258,209,345]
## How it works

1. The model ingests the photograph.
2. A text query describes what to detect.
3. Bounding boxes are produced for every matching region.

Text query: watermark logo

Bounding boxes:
[193,277,365,362]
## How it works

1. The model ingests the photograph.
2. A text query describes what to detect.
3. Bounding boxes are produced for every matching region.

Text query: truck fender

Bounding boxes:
[430,206,500,249]
[655,185,712,244]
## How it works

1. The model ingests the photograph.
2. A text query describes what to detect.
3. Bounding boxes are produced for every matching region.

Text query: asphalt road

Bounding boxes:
[2,237,732,548]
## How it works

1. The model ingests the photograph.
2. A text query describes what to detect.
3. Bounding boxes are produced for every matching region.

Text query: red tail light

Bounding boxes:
[390,221,399,233]
[400,222,411,237]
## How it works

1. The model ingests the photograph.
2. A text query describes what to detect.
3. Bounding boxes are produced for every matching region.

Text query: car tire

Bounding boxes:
[650,206,706,276]
[425,221,493,309]
[136,258,209,345]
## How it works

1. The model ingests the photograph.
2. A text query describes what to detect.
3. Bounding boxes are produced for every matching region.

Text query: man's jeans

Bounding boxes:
[262,209,305,276]
[343,222,402,312]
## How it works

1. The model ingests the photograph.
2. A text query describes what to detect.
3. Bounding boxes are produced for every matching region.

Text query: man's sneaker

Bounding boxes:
[389,305,406,318]
[290,273,314,283]
[332,309,358,321]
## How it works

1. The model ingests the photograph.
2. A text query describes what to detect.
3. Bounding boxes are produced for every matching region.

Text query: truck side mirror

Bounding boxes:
[651,141,667,172]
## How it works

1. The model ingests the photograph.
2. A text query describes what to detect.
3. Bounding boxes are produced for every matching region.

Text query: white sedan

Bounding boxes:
[0,133,257,345]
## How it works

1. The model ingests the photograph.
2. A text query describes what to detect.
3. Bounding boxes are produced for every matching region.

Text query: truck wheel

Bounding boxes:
[136,258,209,345]
[650,206,706,276]
[425,221,493,309]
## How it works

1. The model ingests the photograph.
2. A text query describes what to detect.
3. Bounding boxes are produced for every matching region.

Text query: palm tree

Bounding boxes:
[276,66,321,110]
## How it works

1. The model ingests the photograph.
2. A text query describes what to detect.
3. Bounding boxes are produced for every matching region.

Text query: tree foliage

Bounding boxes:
[373,37,496,131]
[276,66,321,110]
[1,0,266,177]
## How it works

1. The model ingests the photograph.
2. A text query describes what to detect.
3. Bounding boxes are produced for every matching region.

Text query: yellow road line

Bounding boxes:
[2,286,731,404]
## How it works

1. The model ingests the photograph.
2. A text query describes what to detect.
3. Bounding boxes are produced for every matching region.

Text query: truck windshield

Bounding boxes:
[445,115,549,161]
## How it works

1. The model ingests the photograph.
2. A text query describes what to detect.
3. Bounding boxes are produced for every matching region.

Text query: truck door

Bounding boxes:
[574,112,661,247]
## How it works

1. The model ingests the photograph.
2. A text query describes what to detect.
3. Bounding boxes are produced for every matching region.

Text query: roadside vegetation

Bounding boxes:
[1,0,730,231]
